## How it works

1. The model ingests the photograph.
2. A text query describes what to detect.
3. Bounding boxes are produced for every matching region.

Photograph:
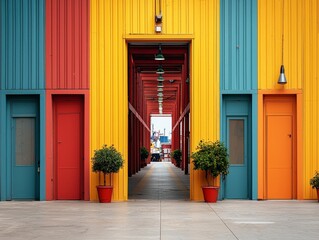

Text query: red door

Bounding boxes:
[54,96,83,200]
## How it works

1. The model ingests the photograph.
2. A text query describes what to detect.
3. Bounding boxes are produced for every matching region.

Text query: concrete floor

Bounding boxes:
[1,162,319,240]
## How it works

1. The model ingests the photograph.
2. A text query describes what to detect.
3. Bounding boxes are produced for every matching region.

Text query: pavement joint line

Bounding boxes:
[207,203,240,240]
[166,163,189,200]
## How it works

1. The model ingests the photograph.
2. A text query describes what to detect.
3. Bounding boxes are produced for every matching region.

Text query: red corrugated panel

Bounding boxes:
[46,0,89,89]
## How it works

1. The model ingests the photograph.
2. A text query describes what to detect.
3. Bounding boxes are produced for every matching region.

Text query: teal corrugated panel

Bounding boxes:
[220,0,257,92]
[0,0,45,90]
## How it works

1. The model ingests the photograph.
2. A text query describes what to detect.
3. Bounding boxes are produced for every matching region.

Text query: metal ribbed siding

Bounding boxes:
[190,0,220,200]
[0,0,45,90]
[91,0,128,201]
[46,0,89,89]
[220,0,257,91]
[303,0,319,199]
[90,0,220,201]
[258,0,302,90]
[124,0,194,35]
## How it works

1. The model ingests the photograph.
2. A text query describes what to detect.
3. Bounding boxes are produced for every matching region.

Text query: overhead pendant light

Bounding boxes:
[155,44,165,61]
[157,87,163,92]
[156,65,165,74]
[277,0,287,85]
[157,75,164,82]
[157,92,163,97]
[157,82,164,88]
[278,65,287,84]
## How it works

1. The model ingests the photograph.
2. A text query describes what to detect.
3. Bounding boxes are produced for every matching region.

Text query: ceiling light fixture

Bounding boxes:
[157,75,164,82]
[155,45,165,61]
[156,65,165,74]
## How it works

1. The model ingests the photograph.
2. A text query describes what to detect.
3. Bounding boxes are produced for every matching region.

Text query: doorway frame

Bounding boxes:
[4,94,44,200]
[258,90,303,200]
[125,38,193,200]
[45,91,90,201]
[53,95,84,200]
[221,94,252,200]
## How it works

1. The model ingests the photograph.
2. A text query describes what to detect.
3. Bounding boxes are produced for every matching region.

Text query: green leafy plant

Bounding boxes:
[92,144,124,186]
[191,140,229,185]
[310,171,319,189]
[140,146,149,161]
[172,149,182,166]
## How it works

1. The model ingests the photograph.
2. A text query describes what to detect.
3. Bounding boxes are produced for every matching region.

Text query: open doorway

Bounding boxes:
[150,115,172,162]
[127,43,190,200]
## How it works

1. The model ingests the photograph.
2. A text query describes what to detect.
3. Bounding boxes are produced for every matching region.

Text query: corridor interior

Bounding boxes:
[128,162,190,200]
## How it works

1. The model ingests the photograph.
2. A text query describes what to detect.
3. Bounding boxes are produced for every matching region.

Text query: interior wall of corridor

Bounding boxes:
[90,0,220,201]
[258,0,318,199]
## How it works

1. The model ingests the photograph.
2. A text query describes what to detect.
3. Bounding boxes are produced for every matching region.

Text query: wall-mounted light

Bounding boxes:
[155,0,163,33]
[278,0,287,85]
[155,45,165,61]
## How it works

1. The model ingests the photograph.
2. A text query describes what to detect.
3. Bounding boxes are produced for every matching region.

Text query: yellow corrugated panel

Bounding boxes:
[258,0,302,90]
[91,0,219,201]
[303,0,319,199]
[90,0,128,201]
[190,0,220,201]
[125,0,194,35]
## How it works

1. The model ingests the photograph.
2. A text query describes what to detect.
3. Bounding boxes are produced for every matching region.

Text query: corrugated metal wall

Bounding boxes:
[258,0,302,90]
[303,0,319,199]
[190,0,220,200]
[220,0,257,92]
[90,0,128,201]
[124,0,194,35]
[0,0,45,90]
[90,0,220,201]
[46,0,89,89]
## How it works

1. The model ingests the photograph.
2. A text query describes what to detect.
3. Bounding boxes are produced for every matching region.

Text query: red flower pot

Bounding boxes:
[96,186,113,203]
[202,186,219,203]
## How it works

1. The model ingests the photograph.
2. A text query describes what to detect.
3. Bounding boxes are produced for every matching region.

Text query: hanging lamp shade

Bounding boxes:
[155,45,165,60]
[157,87,163,92]
[157,75,164,82]
[156,65,165,74]
[157,82,164,87]
[277,65,287,84]
[157,92,163,97]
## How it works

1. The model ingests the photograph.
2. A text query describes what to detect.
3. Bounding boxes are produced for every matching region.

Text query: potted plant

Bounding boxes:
[92,144,124,203]
[191,140,229,203]
[310,171,319,202]
[172,149,182,167]
[140,146,149,167]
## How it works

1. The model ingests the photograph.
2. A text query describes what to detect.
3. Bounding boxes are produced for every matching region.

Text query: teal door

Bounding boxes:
[7,97,39,200]
[223,96,251,199]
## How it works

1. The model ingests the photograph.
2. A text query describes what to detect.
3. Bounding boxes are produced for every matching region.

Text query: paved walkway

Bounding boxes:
[1,162,319,240]
[129,162,189,200]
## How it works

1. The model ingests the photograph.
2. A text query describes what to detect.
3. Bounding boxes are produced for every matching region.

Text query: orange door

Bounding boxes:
[265,96,296,199]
